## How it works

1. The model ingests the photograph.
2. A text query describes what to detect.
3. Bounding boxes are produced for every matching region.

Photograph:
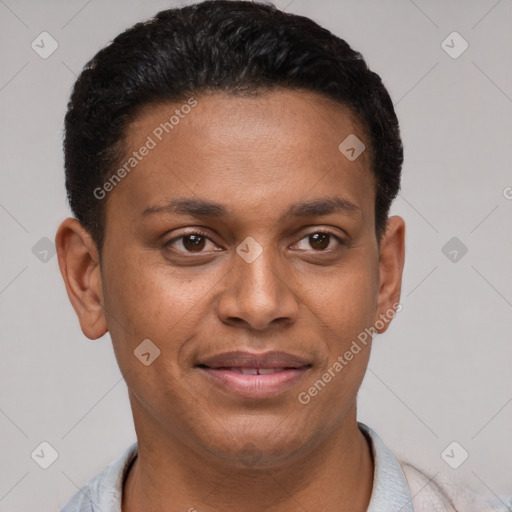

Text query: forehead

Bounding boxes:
[127,90,367,148]
[105,90,375,225]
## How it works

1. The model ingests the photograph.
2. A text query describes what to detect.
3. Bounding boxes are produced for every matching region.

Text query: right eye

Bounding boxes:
[163,230,223,255]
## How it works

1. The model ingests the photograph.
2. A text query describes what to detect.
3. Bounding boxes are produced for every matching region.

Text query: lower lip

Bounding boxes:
[198,367,310,399]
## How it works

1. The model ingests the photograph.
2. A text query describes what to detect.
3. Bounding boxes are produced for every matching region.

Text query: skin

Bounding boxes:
[56,90,405,512]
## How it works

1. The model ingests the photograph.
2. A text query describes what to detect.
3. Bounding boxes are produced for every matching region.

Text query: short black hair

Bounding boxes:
[64,0,403,252]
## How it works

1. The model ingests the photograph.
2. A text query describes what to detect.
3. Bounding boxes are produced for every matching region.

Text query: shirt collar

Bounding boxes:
[62,423,413,512]
[358,422,414,512]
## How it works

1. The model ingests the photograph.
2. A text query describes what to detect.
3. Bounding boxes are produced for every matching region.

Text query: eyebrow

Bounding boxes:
[141,196,361,220]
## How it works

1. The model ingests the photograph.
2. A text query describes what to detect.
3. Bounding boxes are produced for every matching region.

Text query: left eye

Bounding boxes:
[294,232,344,251]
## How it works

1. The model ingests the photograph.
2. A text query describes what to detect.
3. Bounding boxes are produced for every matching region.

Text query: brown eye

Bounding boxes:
[309,233,330,250]
[182,234,206,252]
[164,230,219,254]
[294,231,345,252]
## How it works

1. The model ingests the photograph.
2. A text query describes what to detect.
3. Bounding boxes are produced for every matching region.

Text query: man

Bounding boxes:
[56,1,502,510]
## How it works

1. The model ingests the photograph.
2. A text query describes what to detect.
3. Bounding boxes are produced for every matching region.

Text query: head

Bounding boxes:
[56,0,405,468]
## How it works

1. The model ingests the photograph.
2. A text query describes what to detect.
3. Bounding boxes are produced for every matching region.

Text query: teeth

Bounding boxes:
[216,368,290,374]
[234,368,286,375]
[240,368,259,375]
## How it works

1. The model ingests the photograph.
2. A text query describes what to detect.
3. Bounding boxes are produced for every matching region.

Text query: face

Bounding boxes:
[58,90,404,468]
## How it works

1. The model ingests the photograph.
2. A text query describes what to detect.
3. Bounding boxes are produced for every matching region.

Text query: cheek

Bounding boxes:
[302,255,378,391]
[103,249,187,327]
[100,256,179,368]
[101,249,222,375]
[297,266,377,421]
[101,259,202,422]
[314,257,379,339]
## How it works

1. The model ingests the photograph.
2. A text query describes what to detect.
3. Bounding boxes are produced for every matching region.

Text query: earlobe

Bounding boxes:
[55,218,108,340]
[375,216,405,334]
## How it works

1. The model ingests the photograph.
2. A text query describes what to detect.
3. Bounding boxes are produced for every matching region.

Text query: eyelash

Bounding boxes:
[163,229,346,255]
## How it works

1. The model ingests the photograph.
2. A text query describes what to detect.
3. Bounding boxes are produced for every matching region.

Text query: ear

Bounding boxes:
[374,216,405,334]
[55,218,108,340]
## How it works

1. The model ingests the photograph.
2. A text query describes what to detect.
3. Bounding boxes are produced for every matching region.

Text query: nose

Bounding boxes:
[216,244,299,332]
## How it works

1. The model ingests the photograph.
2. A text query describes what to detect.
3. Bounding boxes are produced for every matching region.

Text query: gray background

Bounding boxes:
[1,0,511,510]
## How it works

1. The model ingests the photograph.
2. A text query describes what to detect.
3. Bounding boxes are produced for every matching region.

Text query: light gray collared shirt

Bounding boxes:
[59,422,504,512]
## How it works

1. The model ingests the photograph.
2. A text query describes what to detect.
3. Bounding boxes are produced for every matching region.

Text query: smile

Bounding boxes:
[197,366,310,399]
[222,367,286,374]
[195,350,312,399]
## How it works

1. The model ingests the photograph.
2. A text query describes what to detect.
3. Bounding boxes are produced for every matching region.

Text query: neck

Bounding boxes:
[122,409,374,512]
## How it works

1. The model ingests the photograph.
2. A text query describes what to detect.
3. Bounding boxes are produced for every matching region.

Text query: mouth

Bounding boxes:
[195,351,312,399]
[205,367,292,375]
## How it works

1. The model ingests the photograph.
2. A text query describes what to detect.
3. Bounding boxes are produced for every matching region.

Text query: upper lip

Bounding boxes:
[197,351,311,369]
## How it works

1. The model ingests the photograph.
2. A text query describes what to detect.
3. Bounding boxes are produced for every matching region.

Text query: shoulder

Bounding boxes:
[399,461,510,512]
[59,442,138,512]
